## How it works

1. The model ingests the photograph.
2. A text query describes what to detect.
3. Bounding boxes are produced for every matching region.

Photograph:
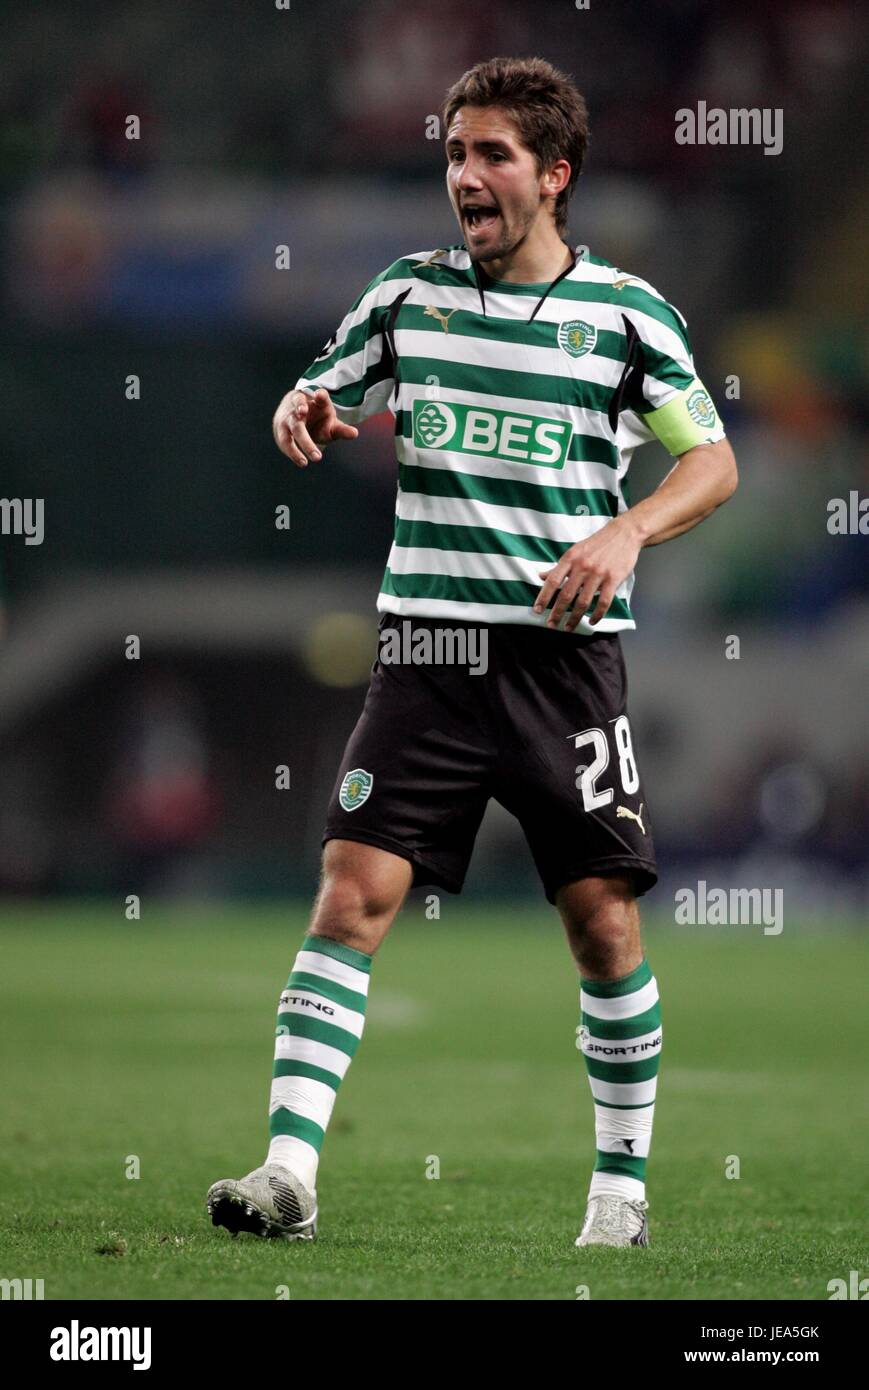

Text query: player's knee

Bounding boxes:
[558,873,640,951]
[308,841,409,952]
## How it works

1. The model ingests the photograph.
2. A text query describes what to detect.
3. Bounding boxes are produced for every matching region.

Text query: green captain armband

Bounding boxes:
[643,379,723,457]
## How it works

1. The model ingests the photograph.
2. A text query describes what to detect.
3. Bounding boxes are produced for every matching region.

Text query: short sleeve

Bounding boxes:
[618,288,726,457]
[294,268,398,425]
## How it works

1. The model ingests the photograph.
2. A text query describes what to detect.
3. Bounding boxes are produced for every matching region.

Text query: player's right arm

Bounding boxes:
[272,387,358,468]
[272,261,401,469]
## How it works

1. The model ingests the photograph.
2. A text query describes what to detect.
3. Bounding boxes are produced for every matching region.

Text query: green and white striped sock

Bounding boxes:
[577,957,662,1204]
[266,933,371,1192]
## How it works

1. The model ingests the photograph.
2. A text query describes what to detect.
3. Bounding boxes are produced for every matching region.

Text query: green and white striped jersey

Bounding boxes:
[295,244,725,632]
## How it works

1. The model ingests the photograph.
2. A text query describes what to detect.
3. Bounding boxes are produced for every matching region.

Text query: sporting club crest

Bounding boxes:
[686,388,716,429]
[339,768,373,812]
[557,319,598,359]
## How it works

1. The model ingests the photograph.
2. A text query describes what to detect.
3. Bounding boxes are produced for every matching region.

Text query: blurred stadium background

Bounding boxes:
[1,0,866,915]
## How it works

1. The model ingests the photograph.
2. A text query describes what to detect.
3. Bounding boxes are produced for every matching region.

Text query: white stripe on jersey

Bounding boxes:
[375,592,633,635]
[393,489,617,544]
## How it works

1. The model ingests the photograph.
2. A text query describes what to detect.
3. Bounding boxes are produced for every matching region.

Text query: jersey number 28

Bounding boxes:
[573,716,639,811]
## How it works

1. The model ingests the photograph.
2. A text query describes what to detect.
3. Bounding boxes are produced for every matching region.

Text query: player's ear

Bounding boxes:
[542,158,572,197]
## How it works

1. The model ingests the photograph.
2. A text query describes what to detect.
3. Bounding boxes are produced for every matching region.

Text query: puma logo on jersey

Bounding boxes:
[612,277,640,291]
[424,305,459,333]
[415,248,449,270]
[617,802,646,834]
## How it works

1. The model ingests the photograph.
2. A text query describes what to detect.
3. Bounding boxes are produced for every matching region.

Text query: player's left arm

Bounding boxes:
[621,434,738,546]
[534,435,737,629]
[536,291,737,630]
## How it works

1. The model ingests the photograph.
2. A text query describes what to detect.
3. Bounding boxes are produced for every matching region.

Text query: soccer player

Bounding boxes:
[207,56,737,1248]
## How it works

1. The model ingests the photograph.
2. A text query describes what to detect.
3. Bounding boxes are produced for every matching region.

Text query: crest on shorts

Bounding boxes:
[339,768,373,812]
[558,319,597,359]
[686,388,716,429]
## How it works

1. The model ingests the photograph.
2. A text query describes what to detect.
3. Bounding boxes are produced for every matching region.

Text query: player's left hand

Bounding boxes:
[533,514,643,631]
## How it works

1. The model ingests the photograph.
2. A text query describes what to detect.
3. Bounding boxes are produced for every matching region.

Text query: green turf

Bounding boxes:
[0,901,866,1300]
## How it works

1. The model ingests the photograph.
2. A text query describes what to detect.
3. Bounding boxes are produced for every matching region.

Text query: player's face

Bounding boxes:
[445,106,550,263]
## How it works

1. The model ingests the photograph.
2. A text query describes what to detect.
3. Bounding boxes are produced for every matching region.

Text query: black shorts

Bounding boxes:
[323,614,657,904]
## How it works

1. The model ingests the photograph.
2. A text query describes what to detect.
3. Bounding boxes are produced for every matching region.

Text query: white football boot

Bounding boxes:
[575,1194,649,1247]
[207,1163,318,1241]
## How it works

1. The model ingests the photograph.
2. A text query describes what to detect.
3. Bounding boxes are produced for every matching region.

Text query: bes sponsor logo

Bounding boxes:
[279,994,335,1016]
[412,399,573,469]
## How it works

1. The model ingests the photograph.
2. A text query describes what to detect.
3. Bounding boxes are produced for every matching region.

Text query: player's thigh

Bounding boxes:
[323,620,495,897]
[495,633,658,907]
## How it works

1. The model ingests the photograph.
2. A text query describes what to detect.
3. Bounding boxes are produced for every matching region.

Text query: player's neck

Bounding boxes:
[481,230,574,285]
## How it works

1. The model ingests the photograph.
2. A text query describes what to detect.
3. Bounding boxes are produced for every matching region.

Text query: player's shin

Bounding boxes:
[576,957,661,1203]
[266,933,372,1191]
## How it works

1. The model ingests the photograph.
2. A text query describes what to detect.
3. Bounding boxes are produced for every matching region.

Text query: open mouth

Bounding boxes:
[463,204,500,234]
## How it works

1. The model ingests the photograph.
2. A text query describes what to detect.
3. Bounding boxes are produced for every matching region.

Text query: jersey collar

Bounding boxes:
[468,243,584,321]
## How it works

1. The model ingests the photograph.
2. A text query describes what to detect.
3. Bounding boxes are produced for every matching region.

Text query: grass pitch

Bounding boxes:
[0,901,866,1301]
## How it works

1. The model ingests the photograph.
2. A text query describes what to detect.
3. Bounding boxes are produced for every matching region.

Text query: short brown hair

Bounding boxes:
[442,56,589,236]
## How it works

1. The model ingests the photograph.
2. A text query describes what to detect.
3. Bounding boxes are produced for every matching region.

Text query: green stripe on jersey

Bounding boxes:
[381,568,632,620]
[396,412,618,467]
[412,398,574,469]
[393,518,566,563]
[398,462,618,517]
[400,356,614,414]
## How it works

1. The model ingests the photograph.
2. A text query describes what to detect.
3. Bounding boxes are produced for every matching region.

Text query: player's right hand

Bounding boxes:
[272,387,359,468]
